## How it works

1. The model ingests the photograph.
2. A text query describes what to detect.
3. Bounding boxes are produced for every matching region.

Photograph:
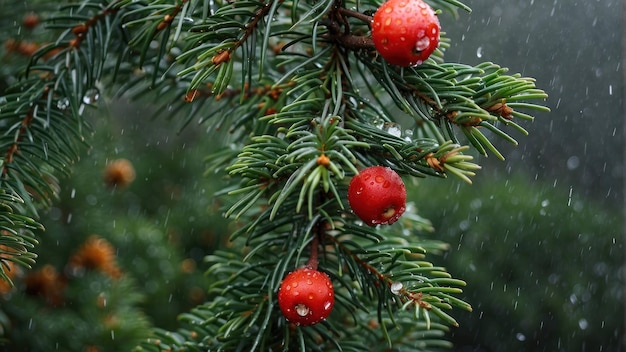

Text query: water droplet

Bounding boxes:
[86,194,97,206]
[295,304,309,317]
[476,46,483,58]
[57,98,70,110]
[390,281,403,294]
[82,88,100,105]
[467,199,482,211]
[324,301,332,310]
[516,333,526,341]
[383,123,402,137]
[578,318,588,330]
[567,156,580,170]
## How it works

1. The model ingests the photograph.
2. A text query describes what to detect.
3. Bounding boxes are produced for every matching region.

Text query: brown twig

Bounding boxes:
[155,0,189,32]
[184,82,293,102]
[209,0,281,68]
[320,14,375,51]
[306,232,320,270]
[2,106,35,177]
[69,6,119,48]
[336,7,373,26]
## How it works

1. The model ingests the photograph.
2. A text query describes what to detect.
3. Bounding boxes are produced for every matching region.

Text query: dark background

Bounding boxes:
[425,1,624,350]
[440,0,623,205]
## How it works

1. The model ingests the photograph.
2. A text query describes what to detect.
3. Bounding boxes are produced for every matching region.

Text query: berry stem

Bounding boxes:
[321,5,375,51]
[321,18,375,51]
[337,7,373,25]
[306,231,320,270]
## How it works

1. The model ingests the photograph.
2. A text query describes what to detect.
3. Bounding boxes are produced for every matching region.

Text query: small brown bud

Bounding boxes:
[211,50,231,65]
[103,158,136,188]
[316,154,331,166]
[156,21,168,31]
[72,24,88,36]
[184,89,199,102]
[23,13,40,30]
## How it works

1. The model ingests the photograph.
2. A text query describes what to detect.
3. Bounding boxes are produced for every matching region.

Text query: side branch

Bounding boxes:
[321,7,375,51]
[156,0,189,31]
[5,4,119,177]
[68,6,119,48]
[212,0,283,65]
[324,233,432,311]
[2,89,40,177]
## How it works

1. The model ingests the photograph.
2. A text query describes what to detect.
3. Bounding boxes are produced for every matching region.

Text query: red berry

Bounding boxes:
[371,0,441,67]
[23,13,40,30]
[348,166,406,226]
[277,267,334,326]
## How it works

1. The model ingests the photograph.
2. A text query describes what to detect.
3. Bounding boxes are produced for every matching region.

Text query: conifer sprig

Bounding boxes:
[357,59,550,160]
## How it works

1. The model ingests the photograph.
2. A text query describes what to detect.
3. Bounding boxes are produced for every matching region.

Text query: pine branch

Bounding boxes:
[170,0,285,93]
[0,0,126,282]
[0,192,41,285]
[136,207,468,351]
[356,58,549,160]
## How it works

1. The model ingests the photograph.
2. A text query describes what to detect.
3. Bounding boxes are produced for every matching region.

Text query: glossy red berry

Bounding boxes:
[277,267,334,326]
[348,166,406,226]
[371,0,441,67]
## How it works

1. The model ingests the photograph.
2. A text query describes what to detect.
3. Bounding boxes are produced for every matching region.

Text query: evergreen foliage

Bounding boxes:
[0,0,548,350]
